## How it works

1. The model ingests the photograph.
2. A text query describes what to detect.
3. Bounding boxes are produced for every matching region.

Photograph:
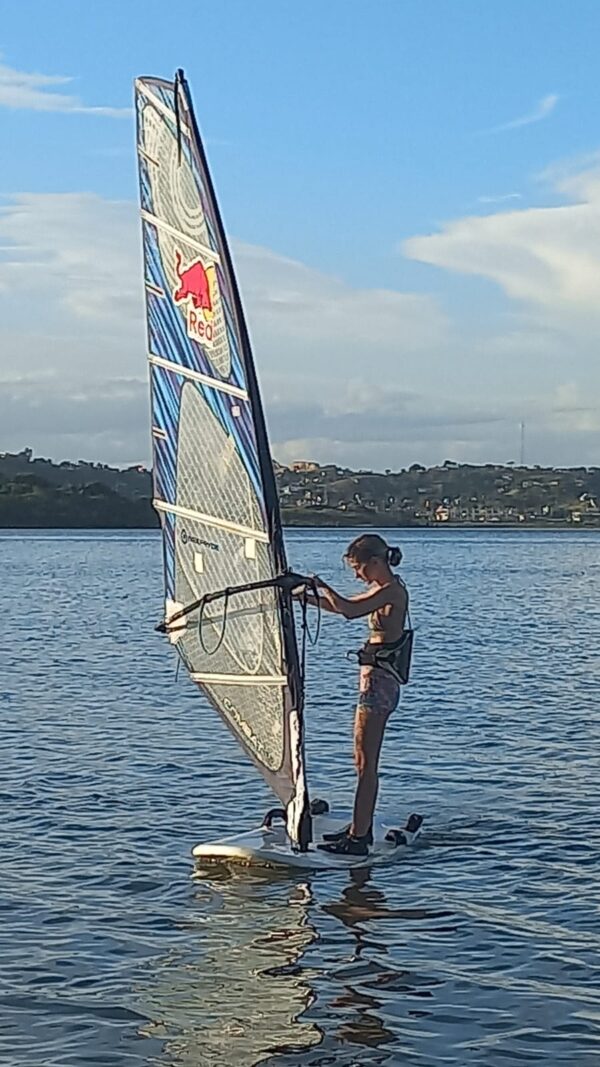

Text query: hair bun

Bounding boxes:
[387,546,402,567]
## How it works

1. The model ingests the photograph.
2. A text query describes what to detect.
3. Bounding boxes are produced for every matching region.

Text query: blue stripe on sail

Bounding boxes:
[152,359,264,518]
[163,512,175,600]
[137,154,153,216]
[151,392,176,503]
[155,83,175,112]
[150,364,179,602]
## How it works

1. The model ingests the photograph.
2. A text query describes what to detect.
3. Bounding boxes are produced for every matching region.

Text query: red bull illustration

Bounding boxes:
[173,249,217,345]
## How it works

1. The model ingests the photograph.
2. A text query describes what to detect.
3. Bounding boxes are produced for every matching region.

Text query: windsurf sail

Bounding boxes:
[134,70,311,849]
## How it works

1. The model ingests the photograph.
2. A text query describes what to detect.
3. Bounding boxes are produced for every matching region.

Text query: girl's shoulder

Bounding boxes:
[377,577,407,601]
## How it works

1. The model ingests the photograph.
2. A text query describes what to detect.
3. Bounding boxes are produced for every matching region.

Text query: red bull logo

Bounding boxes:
[173,249,217,345]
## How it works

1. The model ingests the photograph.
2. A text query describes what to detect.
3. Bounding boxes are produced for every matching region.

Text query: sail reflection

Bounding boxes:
[137,866,322,1066]
[136,864,456,1066]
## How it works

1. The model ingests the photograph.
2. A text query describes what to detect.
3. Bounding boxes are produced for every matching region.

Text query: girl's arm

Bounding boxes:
[315,579,399,620]
[303,593,340,614]
[292,588,340,613]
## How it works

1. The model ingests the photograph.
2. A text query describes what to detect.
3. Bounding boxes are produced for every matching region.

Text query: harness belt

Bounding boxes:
[350,629,414,686]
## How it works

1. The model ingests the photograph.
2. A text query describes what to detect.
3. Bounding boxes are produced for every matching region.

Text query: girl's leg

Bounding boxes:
[351,706,389,838]
[319,671,399,854]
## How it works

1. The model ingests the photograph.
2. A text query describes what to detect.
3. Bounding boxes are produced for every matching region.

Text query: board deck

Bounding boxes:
[192,811,423,870]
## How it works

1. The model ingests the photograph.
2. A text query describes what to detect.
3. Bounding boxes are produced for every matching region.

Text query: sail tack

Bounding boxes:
[135,72,310,847]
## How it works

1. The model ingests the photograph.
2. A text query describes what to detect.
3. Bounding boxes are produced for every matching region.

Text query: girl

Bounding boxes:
[303,534,411,856]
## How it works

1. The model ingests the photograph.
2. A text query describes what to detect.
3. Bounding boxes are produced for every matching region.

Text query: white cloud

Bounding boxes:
[483,93,559,134]
[0,59,130,117]
[234,241,451,390]
[404,165,600,317]
[0,185,599,469]
[0,192,454,465]
[478,193,522,204]
[0,193,142,337]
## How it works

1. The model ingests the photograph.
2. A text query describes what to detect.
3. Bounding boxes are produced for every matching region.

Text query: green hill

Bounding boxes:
[1,449,599,528]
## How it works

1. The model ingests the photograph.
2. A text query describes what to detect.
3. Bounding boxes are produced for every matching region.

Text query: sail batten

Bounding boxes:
[135,70,311,849]
[148,354,249,398]
[190,673,288,686]
[140,209,221,260]
[153,499,270,541]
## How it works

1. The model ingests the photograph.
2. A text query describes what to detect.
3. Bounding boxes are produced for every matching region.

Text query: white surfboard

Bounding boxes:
[192,810,423,870]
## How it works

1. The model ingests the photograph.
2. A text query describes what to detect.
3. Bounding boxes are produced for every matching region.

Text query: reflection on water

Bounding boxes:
[311,872,450,1065]
[139,868,321,1066]
[140,865,458,1067]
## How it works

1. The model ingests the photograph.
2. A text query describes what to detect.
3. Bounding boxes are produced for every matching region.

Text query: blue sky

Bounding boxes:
[1,0,600,468]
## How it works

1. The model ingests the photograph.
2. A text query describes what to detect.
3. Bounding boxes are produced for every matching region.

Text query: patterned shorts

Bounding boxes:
[357,666,401,716]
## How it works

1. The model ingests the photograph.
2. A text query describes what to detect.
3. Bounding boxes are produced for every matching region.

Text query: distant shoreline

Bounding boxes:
[1,520,596,532]
[1,450,599,531]
[282,517,592,531]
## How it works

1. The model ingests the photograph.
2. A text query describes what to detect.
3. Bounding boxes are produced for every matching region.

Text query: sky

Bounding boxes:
[1,0,600,470]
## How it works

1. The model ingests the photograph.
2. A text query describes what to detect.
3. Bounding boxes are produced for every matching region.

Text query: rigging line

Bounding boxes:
[300,590,309,693]
[305,578,322,648]
[198,589,230,656]
[297,578,321,694]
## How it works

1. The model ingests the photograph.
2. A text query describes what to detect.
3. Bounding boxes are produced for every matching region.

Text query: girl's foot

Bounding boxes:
[317,833,370,856]
[322,823,373,846]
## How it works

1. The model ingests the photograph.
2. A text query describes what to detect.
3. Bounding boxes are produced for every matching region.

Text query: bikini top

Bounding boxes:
[368,576,407,636]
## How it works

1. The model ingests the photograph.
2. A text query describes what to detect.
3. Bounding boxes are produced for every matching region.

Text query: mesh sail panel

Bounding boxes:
[174,382,285,772]
[135,74,309,841]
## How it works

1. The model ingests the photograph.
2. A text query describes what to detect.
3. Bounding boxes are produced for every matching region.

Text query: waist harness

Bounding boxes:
[347,587,414,686]
[356,629,414,686]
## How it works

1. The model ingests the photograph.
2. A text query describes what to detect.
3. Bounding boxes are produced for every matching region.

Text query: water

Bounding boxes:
[2,528,600,1066]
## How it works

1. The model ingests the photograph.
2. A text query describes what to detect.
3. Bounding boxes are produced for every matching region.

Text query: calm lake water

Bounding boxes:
[2,527,600,1066]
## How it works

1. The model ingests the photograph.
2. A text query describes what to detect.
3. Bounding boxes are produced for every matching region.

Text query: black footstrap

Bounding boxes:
[262,807,287,829]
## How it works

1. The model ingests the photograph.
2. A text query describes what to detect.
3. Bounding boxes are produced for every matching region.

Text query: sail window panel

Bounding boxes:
[174,512,282,681]
[177,381,264,532]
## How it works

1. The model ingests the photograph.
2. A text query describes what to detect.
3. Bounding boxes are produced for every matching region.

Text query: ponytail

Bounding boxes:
[387,545,402,567]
